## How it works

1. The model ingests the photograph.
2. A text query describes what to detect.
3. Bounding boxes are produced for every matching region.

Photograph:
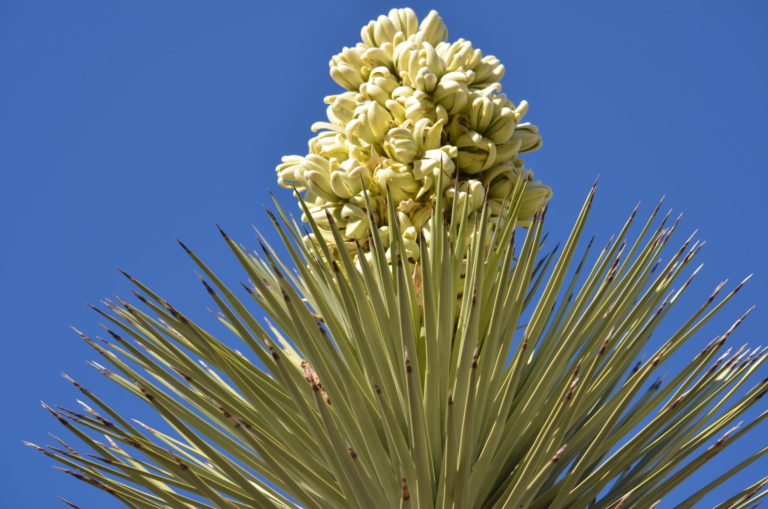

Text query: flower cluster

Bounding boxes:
[277,8,551,259]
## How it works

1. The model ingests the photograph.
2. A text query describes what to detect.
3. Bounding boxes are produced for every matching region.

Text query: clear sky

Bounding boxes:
[1,1,766,507]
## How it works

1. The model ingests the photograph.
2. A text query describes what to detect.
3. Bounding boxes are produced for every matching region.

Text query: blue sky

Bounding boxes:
[1,1,766,506]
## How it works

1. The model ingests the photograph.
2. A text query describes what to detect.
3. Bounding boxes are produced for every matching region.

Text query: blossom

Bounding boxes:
[276,8,551,260]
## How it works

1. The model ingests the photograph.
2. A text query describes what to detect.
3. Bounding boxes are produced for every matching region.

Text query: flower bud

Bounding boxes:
[387,8,419,38]
[276,155,308,189]
[437,39,481,73]
[401,225,420,260]
[365,67,398,101]
[305,171,337,203]
[413,67,439,94]
[382,98,405,124]
[361,15,398,48]
[325,92,357,126]
[344,117,365,147]
[412,146,457,196]
[469,95,496,133]
[394,40,418,81]
[472,55,505,87]
[455,130,497,174]
[495,138,523,162]
[419,42,445,78]
[482,164,520,200]
[308,130,348,161]
[412,118,444,152]
[363,43,397,70]
[408,202,433,230]
[415,10,448,46]
[330,45,369,90]
[346,101,394,146]
[511,123,542,152]
[446,179,485,216]
[340,203,369,239]
[307,204,341,229]
[486,108,516,144]
[404,90,437,122]
[433,72,472,114]
[362,100,394,143]
[374,161,420,203]
[383,127,419,164]
[330,159,371,199]
[518,179,552,219]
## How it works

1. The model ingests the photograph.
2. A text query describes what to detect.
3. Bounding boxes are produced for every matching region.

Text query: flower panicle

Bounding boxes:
[276,8,551,260]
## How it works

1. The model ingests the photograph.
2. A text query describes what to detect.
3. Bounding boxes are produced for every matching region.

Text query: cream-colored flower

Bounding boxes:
[383,127,419,164]
[446,179,485,217]
[330,45,369,90]
[412,145,456,196]
[324,92,357,127]
[278,8,550,260]
[518,179,552,220]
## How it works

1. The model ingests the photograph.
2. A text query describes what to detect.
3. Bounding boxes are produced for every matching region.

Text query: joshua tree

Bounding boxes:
[29,8,767,508]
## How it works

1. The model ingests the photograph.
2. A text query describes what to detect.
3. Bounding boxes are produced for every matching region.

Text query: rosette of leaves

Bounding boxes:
[277,8,551,261]
[30,184,768,508]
